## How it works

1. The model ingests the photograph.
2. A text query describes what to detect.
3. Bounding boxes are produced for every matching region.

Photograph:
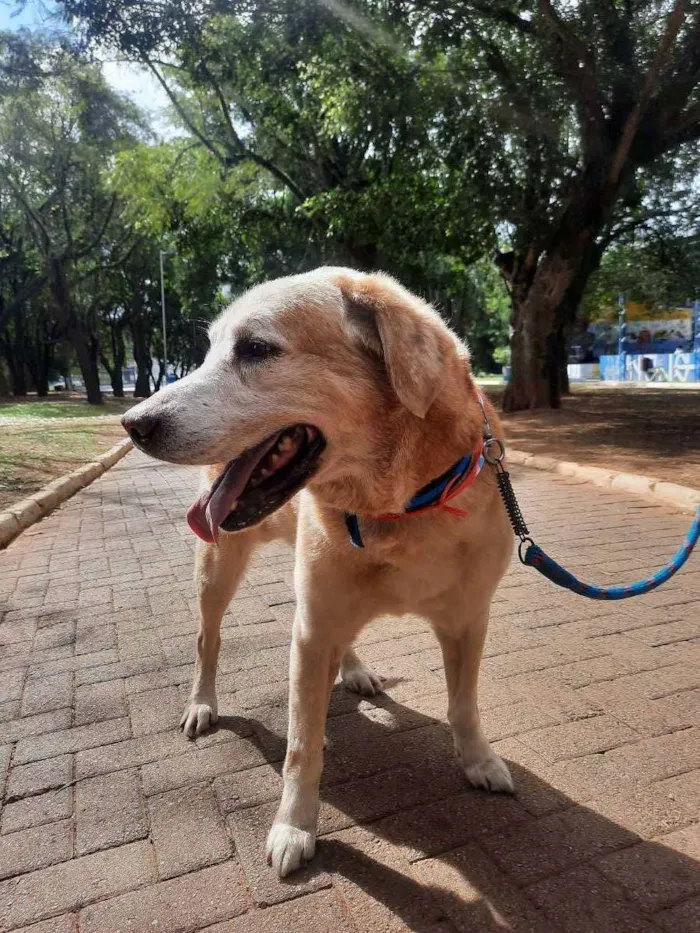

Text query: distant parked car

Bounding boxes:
[49,380,66,391]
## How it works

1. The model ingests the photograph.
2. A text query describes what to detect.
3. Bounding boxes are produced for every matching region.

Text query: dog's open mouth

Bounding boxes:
[186,425,326,543]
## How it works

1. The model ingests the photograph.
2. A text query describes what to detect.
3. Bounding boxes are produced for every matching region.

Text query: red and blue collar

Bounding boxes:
[343,443,486,548]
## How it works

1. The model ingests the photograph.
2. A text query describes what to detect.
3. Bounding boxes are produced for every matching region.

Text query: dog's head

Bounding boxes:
[122,267,468,541]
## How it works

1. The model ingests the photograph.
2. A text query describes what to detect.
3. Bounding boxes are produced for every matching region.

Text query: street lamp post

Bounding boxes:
[693,297,700,382]
[159,250,174,389]
[617,293,626,382]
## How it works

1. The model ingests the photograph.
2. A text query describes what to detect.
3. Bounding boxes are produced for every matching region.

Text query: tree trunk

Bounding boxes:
[31,319,53,398]
[102,320,126,397]
[111,343,125,397]
[503,230,607,411]
[559,349,570,396]
[153,358,165,391]
[0,360,10,396]
[49,260,102,405]
[1,342,25,396]
[100,337,125,397]
[503,254,573,411]
[553,326,570,397]
[503,305,553,410]
[67,320,102,405]
[9,316,28,396]
[36,359,50,398]
[9,361,27,395]
[129,313,152,398]
[110,366,124,397]
[13,305,29,395]
[502,154,626,411]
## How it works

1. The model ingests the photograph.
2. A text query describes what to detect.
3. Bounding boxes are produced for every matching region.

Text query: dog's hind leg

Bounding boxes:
[181,532,255,738]
[340,646,384,696]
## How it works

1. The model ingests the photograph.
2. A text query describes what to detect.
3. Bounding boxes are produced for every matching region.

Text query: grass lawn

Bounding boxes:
[0,393,135,421]
[0,421,127,511]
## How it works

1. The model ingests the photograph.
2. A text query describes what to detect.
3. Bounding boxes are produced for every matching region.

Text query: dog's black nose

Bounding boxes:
[122,412,160,446]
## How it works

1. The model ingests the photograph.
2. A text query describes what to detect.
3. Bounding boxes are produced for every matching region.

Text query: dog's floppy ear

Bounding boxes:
[338,273,446,419]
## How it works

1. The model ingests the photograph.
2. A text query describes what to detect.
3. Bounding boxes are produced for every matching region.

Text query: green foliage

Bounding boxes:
[492,346,510,368]
[7,1,700,410]
[582,236,700,321]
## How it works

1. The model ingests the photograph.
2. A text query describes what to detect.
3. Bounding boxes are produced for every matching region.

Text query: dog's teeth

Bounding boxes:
[279,436,293,452]
[260,468,271,478]
[270,453,280,466]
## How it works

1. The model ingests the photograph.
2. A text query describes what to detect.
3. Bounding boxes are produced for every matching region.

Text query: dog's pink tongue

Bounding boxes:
[186,492,217,544]
[186,434,281,544]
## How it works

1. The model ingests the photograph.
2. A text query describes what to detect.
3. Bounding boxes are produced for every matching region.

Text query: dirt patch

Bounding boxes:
[489,385,700,490]
[0,422,127,512]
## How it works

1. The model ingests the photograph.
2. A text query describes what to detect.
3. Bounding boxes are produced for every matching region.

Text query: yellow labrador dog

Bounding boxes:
[122,267,513,877]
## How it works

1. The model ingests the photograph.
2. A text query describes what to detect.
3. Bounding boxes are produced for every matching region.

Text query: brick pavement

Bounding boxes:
[0,450,699,932]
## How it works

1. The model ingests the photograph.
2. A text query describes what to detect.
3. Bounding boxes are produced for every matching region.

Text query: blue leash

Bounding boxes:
[475,398,700,601]
[519,508,700,600]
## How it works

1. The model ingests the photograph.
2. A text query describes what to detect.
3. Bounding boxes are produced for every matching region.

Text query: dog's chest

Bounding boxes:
[348,536,478,609]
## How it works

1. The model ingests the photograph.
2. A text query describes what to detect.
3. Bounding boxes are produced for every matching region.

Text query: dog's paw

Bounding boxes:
[266,823,316,878]
[180,699,218,739]
[462,751,514,794]
[341,662,384,697]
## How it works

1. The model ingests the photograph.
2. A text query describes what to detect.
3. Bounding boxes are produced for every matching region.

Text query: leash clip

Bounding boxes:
[483,436,505,465]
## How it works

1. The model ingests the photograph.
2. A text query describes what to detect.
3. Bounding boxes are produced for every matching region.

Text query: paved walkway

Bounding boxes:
[1,451,699,933]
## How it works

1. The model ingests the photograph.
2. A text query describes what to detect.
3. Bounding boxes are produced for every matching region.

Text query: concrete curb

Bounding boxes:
[0,437,133,550]
[508,449,700,513]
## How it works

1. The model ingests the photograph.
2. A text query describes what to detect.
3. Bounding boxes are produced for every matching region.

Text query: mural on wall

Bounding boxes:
[572,303,695,360]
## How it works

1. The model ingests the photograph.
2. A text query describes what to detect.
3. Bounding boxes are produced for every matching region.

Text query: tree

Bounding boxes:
[582,231,700,321]
[421,1,700,409]
[108,142,231,388]
[0,31,145,403]
[57,1,700,410]
[58,0,493,278]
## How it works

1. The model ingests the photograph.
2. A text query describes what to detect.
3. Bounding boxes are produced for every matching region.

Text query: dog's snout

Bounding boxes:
[122,411,160,446]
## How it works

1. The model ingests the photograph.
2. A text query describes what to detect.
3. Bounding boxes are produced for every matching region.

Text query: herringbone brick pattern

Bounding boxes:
[0,450,699,932]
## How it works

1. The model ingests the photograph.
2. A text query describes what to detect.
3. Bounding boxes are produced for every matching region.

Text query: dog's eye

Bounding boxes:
[235,337,280,364]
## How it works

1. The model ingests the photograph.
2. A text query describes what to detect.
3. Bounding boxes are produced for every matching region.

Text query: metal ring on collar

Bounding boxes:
[483,437,506,465]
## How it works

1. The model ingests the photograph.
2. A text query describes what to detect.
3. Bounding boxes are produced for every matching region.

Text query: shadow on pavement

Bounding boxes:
[215,685,700,932]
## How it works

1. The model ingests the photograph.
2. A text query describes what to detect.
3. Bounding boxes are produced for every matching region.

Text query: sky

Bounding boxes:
[1,0,173,135]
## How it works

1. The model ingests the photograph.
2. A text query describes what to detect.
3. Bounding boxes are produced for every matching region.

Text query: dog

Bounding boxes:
[122,267,514,878]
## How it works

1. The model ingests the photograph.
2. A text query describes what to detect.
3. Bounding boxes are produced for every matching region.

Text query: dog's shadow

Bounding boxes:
[214,686,700,931]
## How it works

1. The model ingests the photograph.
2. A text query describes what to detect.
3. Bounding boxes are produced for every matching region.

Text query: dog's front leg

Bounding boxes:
[434,603,514,794]
[181,533,255,738]
[266,614,341,878]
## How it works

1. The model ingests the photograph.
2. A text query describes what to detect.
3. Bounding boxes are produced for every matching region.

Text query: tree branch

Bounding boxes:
[141,55,227,164]
[604,207,682,246]
[195,60,309,201]
[467,24,540,131]
[608,0,686,187]
[466,1,536,35]
[0,165,52,254]
[73,194,118,261]
[655,10,700,120]
[536,0,606,161]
